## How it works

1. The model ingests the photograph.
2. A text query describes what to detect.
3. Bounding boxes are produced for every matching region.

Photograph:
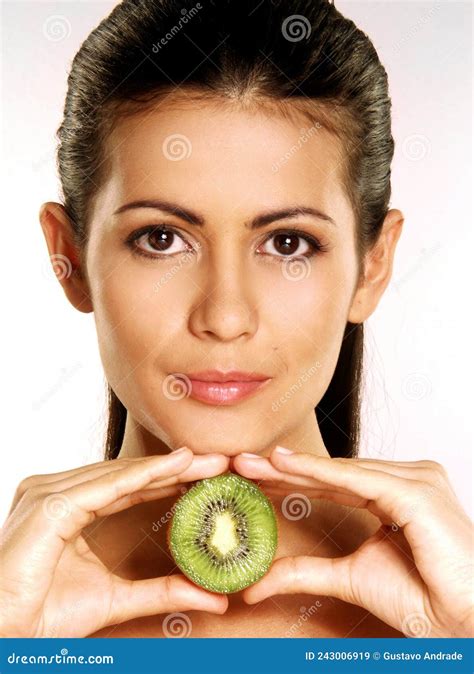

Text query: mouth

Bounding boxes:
[185,370,272,405]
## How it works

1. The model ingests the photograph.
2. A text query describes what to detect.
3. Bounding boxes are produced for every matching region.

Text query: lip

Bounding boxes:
[186,369,270,383]
[187,379,271,405]
[185,370,272,405]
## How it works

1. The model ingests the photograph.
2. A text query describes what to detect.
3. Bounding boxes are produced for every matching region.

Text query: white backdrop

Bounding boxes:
[1,0,472,522]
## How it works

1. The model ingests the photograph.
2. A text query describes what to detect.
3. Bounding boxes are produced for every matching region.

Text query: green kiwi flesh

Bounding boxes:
[168,473,278,593]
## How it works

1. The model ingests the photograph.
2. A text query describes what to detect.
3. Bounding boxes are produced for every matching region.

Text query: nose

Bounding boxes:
[188,253,258,342]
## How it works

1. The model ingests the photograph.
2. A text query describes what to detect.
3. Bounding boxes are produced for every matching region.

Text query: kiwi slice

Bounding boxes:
[168,472,278,594]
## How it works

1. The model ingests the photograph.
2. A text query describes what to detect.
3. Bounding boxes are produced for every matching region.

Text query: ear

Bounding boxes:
[348,208,404,323]
[39,201,93,314]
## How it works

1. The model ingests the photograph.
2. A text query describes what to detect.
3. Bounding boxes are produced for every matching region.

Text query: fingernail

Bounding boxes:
[240,452,262,459]
[171,446,189,454]
[275,446,294,455]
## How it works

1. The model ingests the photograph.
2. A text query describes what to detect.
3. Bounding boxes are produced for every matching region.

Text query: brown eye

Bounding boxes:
[148,229,175,251]
[274,233,305,256]
[261,232,314,258]
[132,227,189,257]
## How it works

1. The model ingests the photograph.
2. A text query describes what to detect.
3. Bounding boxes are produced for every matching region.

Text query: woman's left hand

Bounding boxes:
[232,447,474,638]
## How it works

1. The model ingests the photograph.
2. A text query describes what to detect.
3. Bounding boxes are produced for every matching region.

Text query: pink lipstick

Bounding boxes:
[185,370,271,405]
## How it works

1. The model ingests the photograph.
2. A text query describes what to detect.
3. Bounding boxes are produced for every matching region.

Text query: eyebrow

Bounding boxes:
[112,199,336,228]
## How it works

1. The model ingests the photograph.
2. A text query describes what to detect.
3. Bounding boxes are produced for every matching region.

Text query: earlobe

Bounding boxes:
[347,208,404,324]
[39,201,93,314]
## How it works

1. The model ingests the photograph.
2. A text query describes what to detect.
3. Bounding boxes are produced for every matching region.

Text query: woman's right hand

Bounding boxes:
[0,448,229,637]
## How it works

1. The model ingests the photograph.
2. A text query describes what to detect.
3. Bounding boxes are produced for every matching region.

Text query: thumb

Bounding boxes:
[242,555,354,606]
[106,573,228,627]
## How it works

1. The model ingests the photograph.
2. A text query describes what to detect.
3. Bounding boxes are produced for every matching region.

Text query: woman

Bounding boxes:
[1,0,472,639]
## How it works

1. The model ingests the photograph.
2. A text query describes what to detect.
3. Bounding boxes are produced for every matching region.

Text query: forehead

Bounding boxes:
[96,96,352,226]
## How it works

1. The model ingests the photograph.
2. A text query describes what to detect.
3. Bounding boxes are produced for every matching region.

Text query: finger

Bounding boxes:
[318,457,450,483]
[21,453,229,503]
[52,449,196,538]
[233,453,315,484]
[258,483,372,512]
[242,550,423,632]
[234,454,415,520]
[107,574,228,628]
[167,453,229,485]
[96,454,229,517]
[268,448,458,561]
[234,452,434,485]
[20,450,198,485]
[8,451,193,514]
[1,450,195,585]
[233,454,349,493]
[94,485,185,516]
[94,455,230,517]
[242,555,352,606]
[234,454,412,522]
[270,447,430,500]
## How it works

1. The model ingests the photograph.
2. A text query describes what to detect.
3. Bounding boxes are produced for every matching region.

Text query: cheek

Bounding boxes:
[264,259,356,403]
[265,254,355,335]
[90,262,190,386]
[89,240,356,413]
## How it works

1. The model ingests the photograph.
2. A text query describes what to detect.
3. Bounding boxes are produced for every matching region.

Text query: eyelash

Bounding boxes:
[124,224,330,262]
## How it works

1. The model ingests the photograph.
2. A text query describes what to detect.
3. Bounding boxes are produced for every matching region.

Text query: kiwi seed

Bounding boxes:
[167,472,278,594]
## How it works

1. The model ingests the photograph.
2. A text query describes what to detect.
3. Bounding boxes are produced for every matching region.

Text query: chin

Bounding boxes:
[170,433,264,457]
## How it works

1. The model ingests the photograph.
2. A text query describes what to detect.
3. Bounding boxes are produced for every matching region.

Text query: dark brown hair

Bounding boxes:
[56,0,393,461]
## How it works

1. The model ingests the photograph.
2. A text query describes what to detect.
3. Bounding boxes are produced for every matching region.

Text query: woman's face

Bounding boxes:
[85,96,360,456]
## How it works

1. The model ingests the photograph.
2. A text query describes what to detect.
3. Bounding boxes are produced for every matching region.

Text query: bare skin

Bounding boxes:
[83,483,404,638]
[3,92,471,638]
[1,446,471,637]
[0,451,229,637]
[37,93,404,463]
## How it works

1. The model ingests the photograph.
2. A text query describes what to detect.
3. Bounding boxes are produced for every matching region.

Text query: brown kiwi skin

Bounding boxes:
[166,472,279,594]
